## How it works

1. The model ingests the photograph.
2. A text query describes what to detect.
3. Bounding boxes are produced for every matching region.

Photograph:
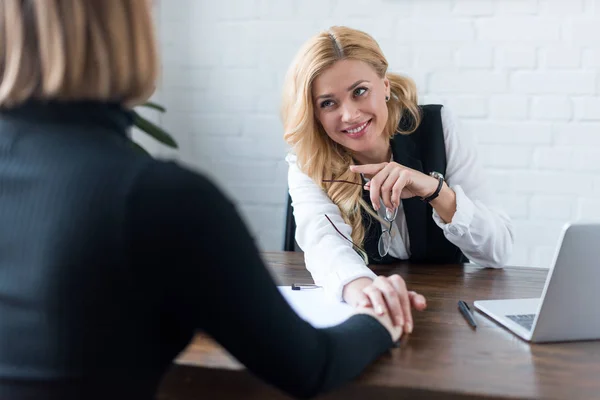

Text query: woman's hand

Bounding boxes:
[354,305,403,343]
[342,276,427,334]
[349,162,438,211]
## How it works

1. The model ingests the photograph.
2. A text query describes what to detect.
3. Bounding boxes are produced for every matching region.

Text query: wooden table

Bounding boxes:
[157,252,600,400]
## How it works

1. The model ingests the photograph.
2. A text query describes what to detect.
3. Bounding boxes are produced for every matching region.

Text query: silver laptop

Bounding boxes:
[474,222,600,343]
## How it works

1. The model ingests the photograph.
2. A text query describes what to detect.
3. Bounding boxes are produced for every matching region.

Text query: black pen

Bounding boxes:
[291,283,321,291]
[458,300,477,329]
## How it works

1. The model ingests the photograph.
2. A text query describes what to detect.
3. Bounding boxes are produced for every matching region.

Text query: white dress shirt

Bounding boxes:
[286,106,514,301]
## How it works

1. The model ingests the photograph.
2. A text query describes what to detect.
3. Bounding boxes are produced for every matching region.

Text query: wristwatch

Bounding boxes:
[422,171,444,203]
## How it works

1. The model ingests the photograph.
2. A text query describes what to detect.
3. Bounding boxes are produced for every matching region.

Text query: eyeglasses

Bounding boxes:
[379,206,398,257]
[323,179,398,260]
[324,214,369,264]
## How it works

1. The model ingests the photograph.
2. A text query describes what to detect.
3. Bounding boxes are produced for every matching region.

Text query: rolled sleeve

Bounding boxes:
[432,185,474,237]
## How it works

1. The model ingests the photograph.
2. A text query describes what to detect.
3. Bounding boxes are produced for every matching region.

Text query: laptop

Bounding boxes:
[474,222,600,343]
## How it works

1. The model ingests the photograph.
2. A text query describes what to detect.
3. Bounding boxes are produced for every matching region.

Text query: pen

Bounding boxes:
[291,283,321,291]
[458,300,477,329]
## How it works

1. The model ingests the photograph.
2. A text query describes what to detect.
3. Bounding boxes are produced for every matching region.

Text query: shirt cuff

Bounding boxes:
[432,185,475,237]
[318,265,377,303]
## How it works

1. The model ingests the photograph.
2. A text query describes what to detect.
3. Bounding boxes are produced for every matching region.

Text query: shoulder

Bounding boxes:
[431,105,469,149]
[132,159,228,203]
[412,104,458,142]
[125,160,243,264]
[417,104,468,153]
[418,104,449,128]
[128,159,234,227]
[285,150,312,182]
[285,151,298,165]
[417,105,479,177]
[419,104,444,117]
[397,103,447,141]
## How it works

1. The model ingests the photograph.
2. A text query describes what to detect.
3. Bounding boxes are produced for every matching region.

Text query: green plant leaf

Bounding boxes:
[131,141,150,155]
[140,101,166,113]
[132,111,178,148]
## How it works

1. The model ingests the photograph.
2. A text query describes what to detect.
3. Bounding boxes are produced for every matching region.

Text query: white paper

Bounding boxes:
[278,286,354,328]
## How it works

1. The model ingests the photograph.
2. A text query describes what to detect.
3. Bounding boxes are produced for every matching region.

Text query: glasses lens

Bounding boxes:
[385,207,398,221]
[378,231,392,257]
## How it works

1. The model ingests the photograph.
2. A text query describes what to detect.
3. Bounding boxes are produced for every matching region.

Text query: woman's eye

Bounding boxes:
[320,100,334,108]
[354,87,368,97]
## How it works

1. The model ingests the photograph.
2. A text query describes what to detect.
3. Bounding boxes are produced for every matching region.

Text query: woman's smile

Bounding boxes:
[342,119,372,139]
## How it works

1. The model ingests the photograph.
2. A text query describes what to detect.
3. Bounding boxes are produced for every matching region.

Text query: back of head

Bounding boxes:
[0,0,158,109]
[281,26,420,251]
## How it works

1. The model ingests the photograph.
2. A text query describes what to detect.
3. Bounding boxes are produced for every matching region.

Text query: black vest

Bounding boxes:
[361,105,468,264]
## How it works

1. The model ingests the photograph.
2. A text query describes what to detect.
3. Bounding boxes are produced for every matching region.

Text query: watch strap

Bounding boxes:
[422,176,444,203]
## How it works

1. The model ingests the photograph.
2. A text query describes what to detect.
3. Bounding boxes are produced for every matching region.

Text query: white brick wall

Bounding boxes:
[152,0,600,269]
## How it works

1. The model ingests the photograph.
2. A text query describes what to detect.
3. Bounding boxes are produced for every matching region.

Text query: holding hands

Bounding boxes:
[343,275,427,336]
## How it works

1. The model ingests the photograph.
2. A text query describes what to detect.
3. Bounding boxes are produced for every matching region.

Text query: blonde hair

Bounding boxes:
[0,0,158,109]
[281,26,421,256]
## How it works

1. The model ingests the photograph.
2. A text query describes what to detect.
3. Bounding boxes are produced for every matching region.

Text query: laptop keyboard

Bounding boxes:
[506,314,536,330]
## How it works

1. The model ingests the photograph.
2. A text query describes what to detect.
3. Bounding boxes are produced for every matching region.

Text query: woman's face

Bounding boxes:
[312,59,390,157]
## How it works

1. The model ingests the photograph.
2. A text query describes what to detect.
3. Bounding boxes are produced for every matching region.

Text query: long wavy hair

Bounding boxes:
[281,26,421,254]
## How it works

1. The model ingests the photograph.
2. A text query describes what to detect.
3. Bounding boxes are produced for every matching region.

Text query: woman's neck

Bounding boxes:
[352,137,391,165]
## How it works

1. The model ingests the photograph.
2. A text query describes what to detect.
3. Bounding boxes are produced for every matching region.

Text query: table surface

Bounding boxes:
[157,252,600,400]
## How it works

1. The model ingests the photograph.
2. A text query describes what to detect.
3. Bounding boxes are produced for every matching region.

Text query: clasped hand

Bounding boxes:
[344,276,427,336]
[349,162,439,211]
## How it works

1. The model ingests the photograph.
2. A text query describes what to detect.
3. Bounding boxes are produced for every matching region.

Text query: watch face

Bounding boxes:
[430,171,444,180]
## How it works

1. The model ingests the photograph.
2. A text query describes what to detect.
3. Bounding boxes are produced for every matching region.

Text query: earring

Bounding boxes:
[385,96,390,102]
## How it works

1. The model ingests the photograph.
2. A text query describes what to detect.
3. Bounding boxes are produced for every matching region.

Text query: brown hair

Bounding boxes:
[0,0,158,108]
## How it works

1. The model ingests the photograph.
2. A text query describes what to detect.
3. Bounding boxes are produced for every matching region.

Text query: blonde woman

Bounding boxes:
[0,4,402,400]
[283,26,514,334]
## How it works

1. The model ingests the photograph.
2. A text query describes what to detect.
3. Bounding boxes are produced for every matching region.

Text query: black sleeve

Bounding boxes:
[128,161,393,399]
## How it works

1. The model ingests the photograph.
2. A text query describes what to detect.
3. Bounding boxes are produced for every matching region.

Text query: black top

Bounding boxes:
[361,105,468,265]
[0,101,393,399]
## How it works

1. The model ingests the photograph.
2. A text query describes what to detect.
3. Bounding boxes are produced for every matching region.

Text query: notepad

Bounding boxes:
[278,286,354,328]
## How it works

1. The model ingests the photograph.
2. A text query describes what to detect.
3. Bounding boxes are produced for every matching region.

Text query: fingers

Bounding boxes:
[373,276,404,327]
[350,291,372,308]
[349,163,387,177]
[349,163,389,210]
[342,277,375,306]
[367,163,395,211]
[391,170,410,206]
[380,170,400,211]
[367,170,385,211]
[355,163,407,211]
[362,285,387,317]
[409,291,427,311]
[357,276,426,334]
[388,275,412,334]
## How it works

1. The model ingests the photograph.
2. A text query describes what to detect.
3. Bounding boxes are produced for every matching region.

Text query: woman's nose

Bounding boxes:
[340,102,360,123]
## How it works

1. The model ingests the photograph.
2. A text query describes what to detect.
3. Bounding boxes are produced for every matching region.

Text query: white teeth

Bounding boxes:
[346,121,368,134]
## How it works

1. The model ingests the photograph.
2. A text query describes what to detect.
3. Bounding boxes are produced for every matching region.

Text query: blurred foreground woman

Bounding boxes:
[0,1,402,399]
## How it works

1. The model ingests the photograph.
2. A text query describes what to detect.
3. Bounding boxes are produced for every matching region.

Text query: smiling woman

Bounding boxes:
[281,26,515,334]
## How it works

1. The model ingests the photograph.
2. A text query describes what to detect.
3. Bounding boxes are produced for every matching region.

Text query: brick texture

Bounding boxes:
[148,0,600,269]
